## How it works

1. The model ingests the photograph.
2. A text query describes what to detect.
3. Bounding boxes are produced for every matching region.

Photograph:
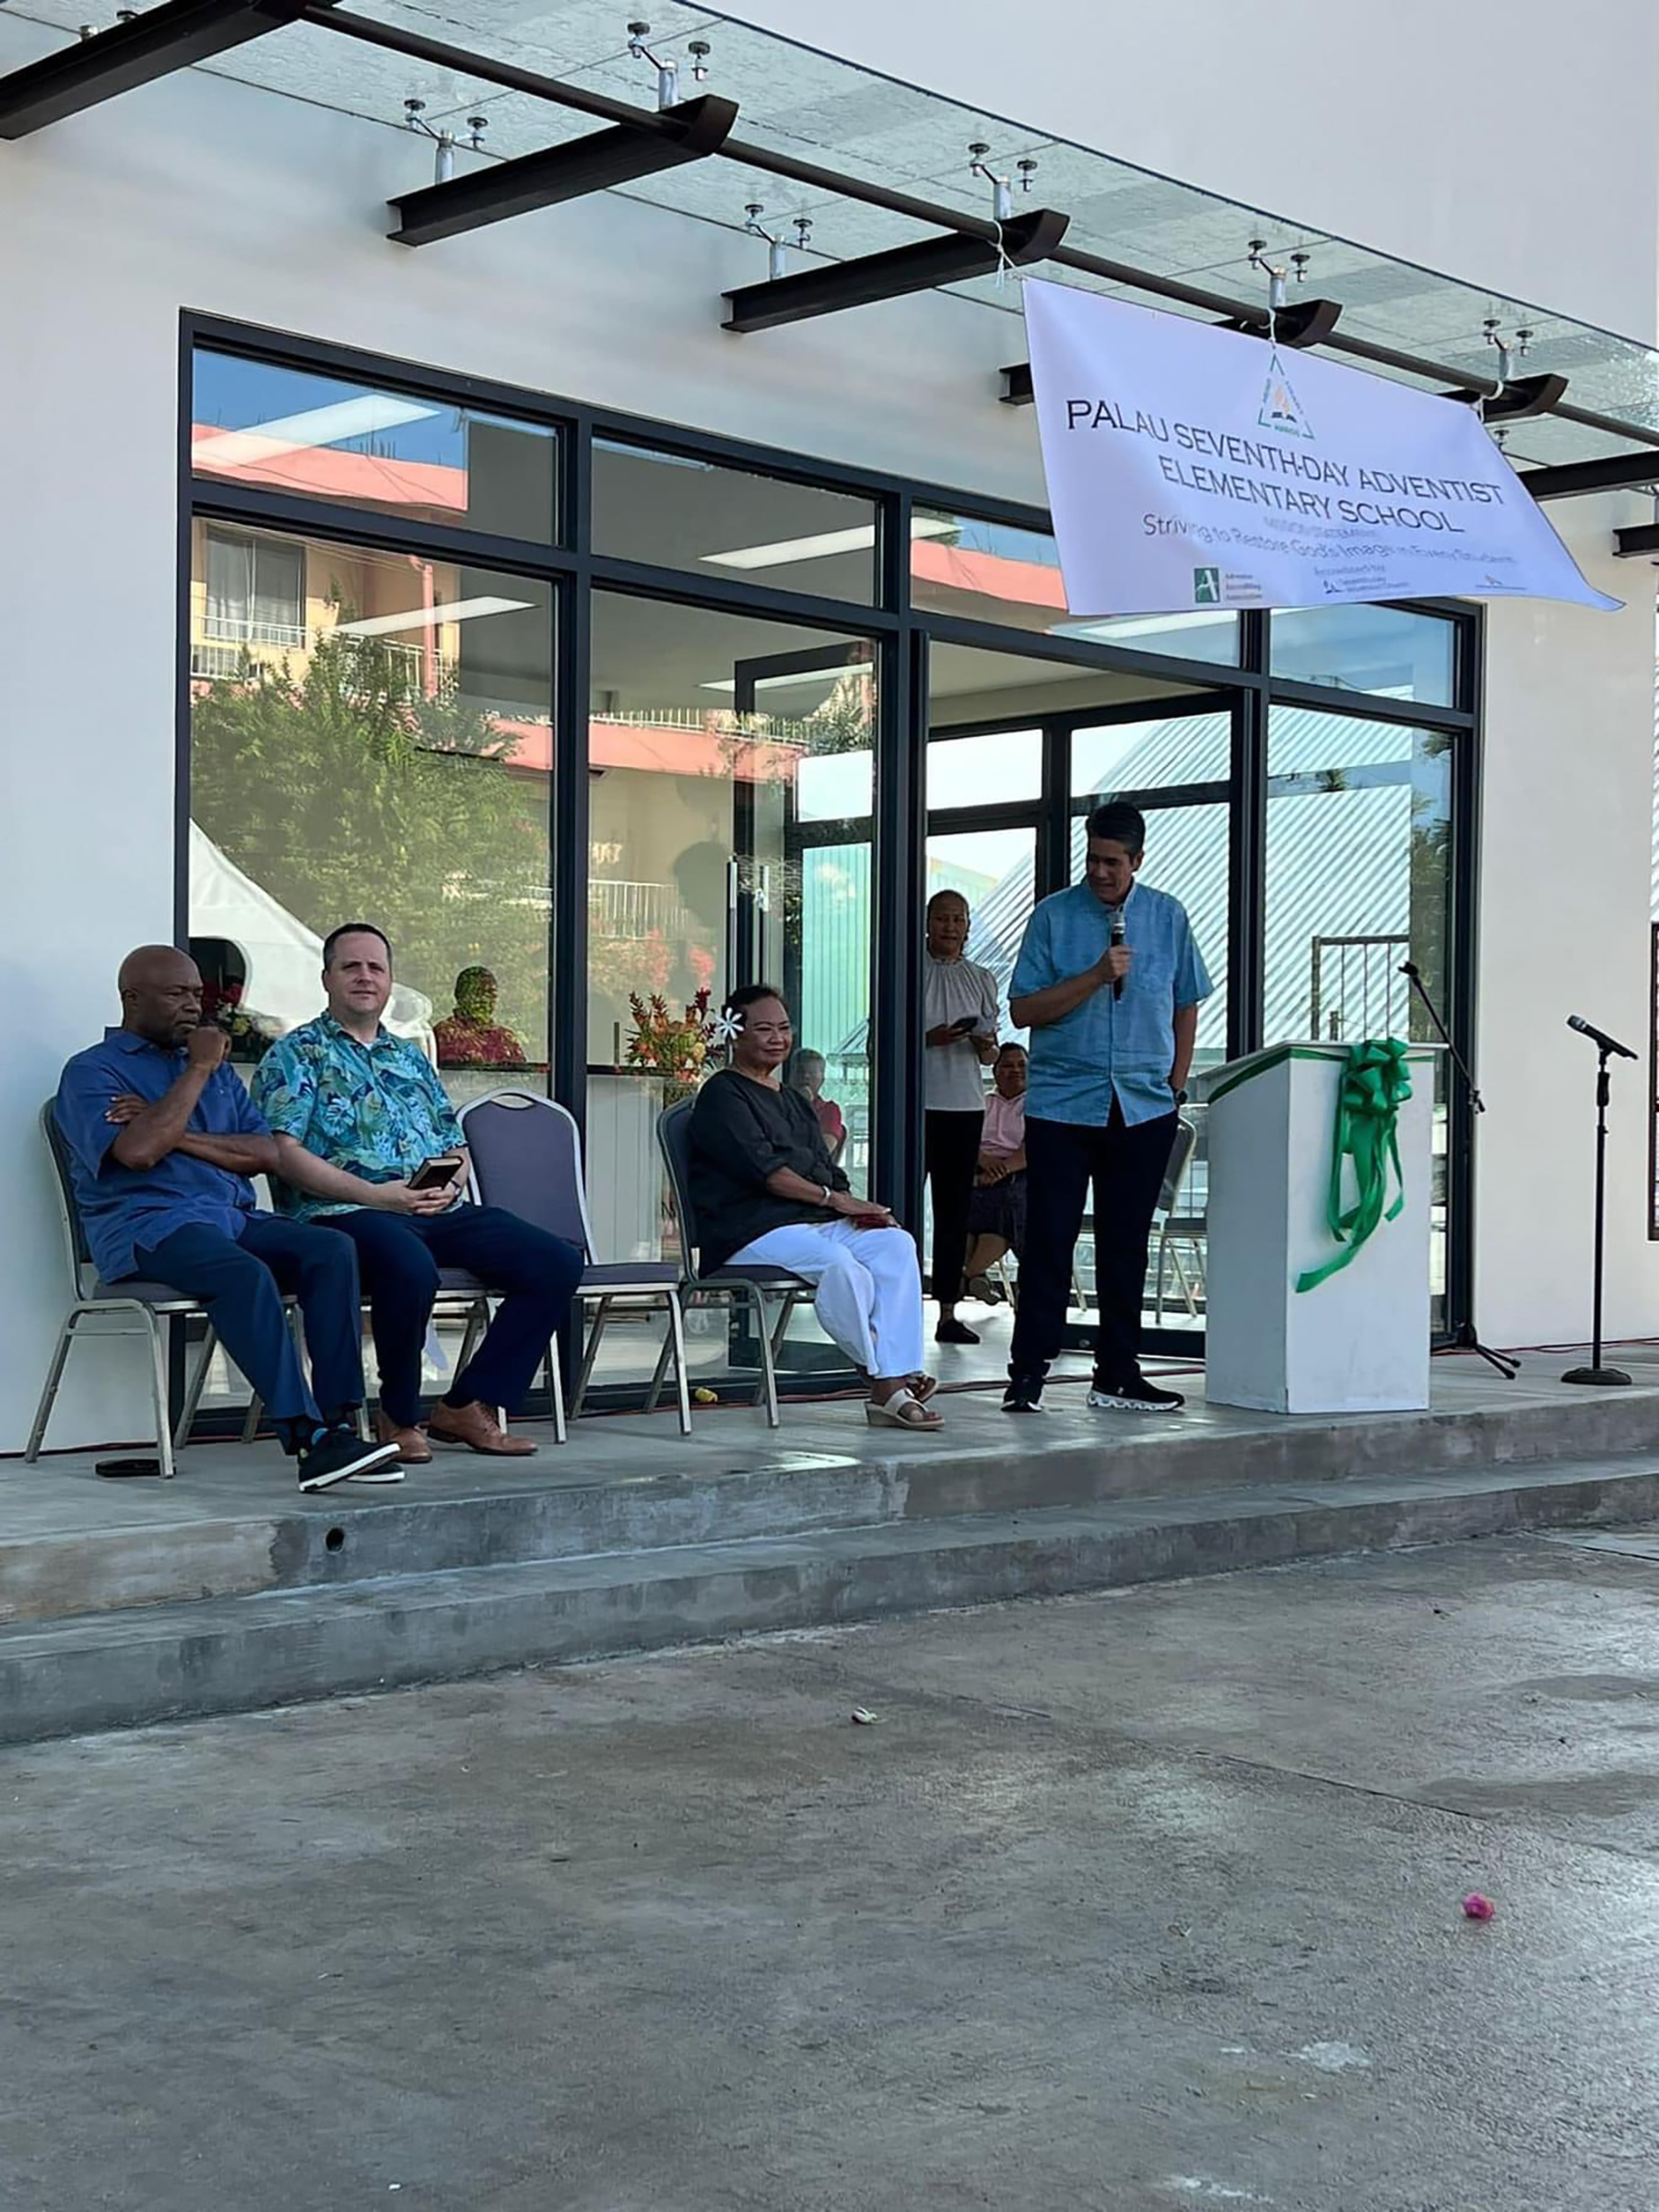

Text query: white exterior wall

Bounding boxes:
[2,6,1655,1446]
[1477,504,1657,1346]
[732,0,1659,338]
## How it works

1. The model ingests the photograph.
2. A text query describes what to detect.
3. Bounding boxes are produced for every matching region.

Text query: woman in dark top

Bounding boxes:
[688,985,942,1431]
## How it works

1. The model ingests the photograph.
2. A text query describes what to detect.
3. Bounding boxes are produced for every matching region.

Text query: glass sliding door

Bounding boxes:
[1264,704,1456,1331]
[1065,704,1235,1347]
[584,591,877,1386]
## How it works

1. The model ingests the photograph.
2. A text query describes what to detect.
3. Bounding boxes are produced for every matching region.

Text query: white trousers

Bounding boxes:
[727,1221,927,1382]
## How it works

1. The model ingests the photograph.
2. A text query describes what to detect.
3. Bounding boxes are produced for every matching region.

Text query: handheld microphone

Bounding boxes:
[1110,906,1126,1001]
[1567,1014,1637,1061]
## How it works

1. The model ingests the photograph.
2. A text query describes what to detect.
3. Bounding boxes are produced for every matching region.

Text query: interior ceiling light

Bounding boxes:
[193,395,440,471]
[700,515,956,571]
[335,596,534,637]
[1050,611,1236,640]
[698,669,849,696]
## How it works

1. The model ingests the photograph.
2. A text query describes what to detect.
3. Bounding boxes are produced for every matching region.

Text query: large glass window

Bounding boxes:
[594,440,882,603]
[584,594,877,1283]
[193,352,558,542]
[1270,604,1455,706]
[912,506,1238,665]
[187,521,553,1091]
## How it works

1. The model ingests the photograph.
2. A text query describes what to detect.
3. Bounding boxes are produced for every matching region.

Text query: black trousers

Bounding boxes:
[1009,1104,1178,1385]
[924,1108,984,1306]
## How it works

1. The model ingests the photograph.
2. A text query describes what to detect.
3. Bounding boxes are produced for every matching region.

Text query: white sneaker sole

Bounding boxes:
[1087,1391,1183,1415]
[299,1441,406,1492]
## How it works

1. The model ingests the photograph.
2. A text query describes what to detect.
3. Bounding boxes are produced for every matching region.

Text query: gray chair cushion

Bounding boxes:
[435,1267,489,1295]
[578,1262,681,1290]
[92,1278,202,1306]
[701,1265,811,1289]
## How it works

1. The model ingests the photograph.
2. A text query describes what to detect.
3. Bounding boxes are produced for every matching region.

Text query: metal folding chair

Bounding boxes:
[457,1089,692,1439]
[25,1100,287,1479]
[650,1097,809,1430]
[1152,1116,1205,1322]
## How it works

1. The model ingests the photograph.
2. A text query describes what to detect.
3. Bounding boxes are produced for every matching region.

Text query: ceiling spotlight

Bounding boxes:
[688,38,710,81]
[466,112,488,150]
[1017,157,1038,193]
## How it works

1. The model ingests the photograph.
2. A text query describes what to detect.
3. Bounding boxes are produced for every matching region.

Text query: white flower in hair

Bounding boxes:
[711,1008,745,1047]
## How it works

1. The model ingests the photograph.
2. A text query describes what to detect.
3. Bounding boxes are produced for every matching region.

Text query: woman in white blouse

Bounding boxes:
[922,888,999,1344]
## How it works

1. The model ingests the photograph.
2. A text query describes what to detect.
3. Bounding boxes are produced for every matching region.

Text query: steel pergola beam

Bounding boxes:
[0,0,332,137]
[1519,451,1659,502]
[388,92,737,247]
[1442,371,1570,424]
[724,206,1070,335]
[999,295,1343,406]
[1612,522,1659,558]
[1218,297,1344,349]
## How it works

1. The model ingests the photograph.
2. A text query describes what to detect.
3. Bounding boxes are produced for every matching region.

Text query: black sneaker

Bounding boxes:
[297,1427,405,1493]
[1088,1374,1186,1415]
[1002,1374,1044,1413]
[935,1317,981,1346]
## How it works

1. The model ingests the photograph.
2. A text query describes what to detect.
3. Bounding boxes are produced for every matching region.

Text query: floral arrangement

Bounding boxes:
[199,978,278,1064]
[624,987,721,1091]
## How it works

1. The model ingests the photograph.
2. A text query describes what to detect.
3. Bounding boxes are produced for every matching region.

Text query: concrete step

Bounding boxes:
[4,1454,1656,1745]
[13,1375,1659,1627]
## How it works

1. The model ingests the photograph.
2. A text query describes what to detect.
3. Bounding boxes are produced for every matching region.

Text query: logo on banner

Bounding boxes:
[1192,567,1222,606]
[1259,348,1315,440]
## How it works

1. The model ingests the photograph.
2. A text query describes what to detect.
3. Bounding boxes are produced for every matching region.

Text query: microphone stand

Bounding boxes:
[1398,961,1520,1380]
[1561,1024,1633,1388]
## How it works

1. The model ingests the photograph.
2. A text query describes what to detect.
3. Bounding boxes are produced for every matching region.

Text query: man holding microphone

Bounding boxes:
[1004,801,1211,1416]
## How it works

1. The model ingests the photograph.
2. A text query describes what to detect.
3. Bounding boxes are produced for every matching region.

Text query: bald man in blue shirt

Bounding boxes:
[55,947,402,1491]
[1005,801,1212,1416]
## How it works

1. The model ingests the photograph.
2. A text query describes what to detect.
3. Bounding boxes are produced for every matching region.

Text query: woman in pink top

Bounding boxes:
[964,1042,1028,1300]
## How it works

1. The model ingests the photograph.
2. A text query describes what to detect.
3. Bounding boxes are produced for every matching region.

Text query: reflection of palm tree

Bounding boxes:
[192,618,547,1042]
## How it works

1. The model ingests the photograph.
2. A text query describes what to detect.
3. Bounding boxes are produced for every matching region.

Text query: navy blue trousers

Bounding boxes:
[131,1213,367,1435]
[318,1206,582,1426]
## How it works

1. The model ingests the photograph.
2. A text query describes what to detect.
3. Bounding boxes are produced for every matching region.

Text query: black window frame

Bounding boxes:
[175,310,1483,1393]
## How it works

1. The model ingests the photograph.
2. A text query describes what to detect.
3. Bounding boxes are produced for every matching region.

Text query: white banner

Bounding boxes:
[1023,277,1618,618]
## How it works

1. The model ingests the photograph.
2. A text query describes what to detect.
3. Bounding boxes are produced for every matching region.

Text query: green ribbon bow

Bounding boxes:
[1295,1038,1412,1293]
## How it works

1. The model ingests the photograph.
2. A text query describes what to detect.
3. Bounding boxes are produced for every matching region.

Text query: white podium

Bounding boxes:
[1197,1041,1437,1415]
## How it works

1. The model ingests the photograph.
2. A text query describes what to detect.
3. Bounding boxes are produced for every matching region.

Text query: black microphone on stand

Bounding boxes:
[1567,1013,1636,1061]
[1110,905,1125,1000]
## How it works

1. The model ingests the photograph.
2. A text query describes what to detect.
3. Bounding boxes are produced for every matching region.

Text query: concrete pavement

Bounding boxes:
[3,1530,1658,2209]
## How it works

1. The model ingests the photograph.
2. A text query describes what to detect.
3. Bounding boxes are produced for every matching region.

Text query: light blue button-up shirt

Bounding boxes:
[1011,880,1212,1127]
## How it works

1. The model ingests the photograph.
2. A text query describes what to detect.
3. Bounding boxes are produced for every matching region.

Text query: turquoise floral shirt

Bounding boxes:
[252,1014,463,1220]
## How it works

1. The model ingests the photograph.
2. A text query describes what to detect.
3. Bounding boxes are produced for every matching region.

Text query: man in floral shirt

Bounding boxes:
[252,924,581,1462]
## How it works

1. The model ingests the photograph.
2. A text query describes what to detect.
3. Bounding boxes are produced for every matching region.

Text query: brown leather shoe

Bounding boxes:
[375,1411,432,1465]
[427,1400,537,1456]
